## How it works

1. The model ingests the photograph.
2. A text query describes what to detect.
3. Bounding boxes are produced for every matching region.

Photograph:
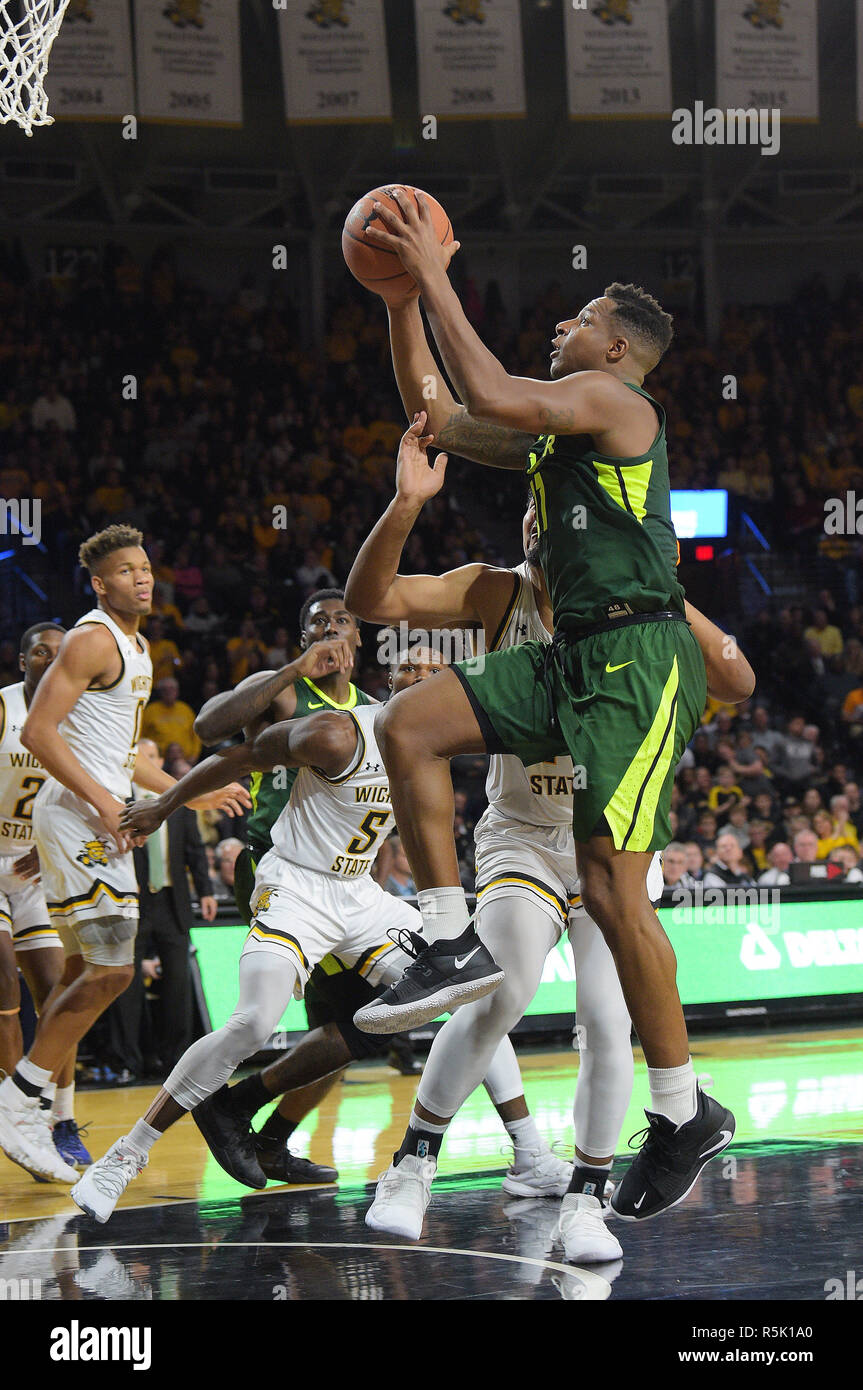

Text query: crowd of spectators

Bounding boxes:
[3,241,863,891]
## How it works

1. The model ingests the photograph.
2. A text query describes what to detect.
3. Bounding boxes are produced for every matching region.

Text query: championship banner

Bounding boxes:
[134,0,242,127]
[858,0,863,124]
[715,0,819,120]
[44,0,135,121]
[413,0,526,120]
[278,0,392,125]
[564,0,672,119]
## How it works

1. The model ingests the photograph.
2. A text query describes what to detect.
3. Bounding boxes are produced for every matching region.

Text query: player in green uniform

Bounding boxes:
[351,190,738,1221]
[193,588,380,1183]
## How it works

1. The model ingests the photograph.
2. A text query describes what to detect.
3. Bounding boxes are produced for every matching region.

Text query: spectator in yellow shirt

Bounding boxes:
[812,809,855,861]
[804,608,843,658]
[707,765,745,822]
[141,677,201,763]
[829,794,860,850]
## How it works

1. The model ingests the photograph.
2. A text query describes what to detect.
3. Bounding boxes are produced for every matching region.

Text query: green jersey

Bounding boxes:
[526,383,685,633]
[245,676,374,859]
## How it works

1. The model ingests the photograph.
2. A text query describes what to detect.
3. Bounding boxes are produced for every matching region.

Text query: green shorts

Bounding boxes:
[452,616,706,853]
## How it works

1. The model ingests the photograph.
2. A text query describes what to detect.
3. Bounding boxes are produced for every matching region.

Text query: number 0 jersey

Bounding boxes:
[269,703,393,878]
[0,682,48,850]
[54,608,152,802]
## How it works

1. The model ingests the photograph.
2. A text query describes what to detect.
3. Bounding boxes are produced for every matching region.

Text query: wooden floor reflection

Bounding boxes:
[2,1025,861,1300]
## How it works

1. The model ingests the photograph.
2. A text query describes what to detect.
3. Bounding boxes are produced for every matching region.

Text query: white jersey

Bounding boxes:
[479,562,572,829]
[0,682,48,850]
[270,703,394,878]
[52,608,152,802]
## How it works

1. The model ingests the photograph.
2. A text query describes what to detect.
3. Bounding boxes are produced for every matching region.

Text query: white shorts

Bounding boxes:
[474,809,664,937]
[33,783,138,965]
[0,852,59,954]
[475,811,583,941]
[243,851,418,997]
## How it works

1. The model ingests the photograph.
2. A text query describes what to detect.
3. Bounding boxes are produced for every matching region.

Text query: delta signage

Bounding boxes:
[191,895,863,1036]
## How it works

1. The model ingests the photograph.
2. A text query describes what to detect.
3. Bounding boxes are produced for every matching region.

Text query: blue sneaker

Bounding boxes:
[53,1119,92,1168]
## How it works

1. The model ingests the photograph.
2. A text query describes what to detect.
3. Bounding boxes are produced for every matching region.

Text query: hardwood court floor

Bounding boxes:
[1,1026,860,1300]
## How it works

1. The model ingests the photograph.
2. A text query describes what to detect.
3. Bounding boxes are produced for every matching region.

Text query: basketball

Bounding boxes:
[341,185,454,303]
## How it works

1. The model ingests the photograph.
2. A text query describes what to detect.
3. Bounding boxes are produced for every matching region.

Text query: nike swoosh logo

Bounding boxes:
[633,1193,647,1209]
[605,660,635,674]
[699,1130,732,1160]
[307,701,325,708]
[454,945,482,969]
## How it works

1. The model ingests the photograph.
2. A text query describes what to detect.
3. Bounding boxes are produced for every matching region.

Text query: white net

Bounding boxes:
[0,0,72,137]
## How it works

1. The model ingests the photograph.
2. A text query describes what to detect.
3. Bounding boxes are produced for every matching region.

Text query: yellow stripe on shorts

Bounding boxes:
[603,656,680,852]
[476,874,568,922]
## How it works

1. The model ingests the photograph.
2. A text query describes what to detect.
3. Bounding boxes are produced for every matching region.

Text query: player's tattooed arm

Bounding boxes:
[194,639,352,743]
[435,407,534,471]
[386,299,531,469]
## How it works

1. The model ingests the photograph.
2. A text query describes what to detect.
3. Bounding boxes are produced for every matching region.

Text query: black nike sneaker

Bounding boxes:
[352,927,505,1034]
[255,1135,338,1185]
[610,1088,735,1221]
[192,1085,267,1190]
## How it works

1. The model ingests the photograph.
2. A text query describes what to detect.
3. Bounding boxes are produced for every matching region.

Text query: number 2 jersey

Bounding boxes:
[268,702,394,879]
[0,681,47,850]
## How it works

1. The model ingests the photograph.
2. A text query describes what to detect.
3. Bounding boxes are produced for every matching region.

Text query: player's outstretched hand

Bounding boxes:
[396,411,448,506]
[364,187,459,287]
[12,846,40,881]
[293,637,353,683]
[120,796,168,840]
[187,783,252,818]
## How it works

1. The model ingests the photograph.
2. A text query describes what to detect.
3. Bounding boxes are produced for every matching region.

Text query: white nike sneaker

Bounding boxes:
[365,1153,436,1240]
[0,1075,78,1183]
[502,1148,573,1198]
[70,1138,148,1224]
[552,1192,623,1264]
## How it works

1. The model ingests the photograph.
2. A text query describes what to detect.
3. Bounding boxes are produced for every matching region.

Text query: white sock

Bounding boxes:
[648,1059,697,1127]
[15,1056,52,1090]
[125,1119,162,1159]
[41,1081,57,1111]
[416,887,470,943]
[53,1084,75,1123]
[504,1113,545,1171]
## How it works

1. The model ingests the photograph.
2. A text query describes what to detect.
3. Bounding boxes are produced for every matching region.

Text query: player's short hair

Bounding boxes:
[20,622,66,654]
[604,282,674,367]
[299,588,352,632]
[78,524,145,574]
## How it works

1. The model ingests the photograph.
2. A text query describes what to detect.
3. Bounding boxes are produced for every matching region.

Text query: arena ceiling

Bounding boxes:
[0,0,862,248]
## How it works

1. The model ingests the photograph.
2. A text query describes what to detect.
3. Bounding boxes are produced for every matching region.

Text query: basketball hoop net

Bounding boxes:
[0,0,72,137]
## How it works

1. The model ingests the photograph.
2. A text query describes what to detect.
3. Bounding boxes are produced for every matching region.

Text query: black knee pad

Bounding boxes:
[306,961,390,1060]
